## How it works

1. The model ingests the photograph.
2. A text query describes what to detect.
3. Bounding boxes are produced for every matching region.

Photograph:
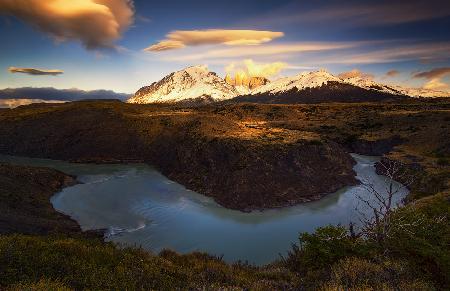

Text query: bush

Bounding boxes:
[321,257,434,291]
[382,192,450,288]
[283,225,368,273]
[0,234,294,290]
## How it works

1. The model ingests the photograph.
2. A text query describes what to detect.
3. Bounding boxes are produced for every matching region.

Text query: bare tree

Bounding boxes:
[355,158,415,250]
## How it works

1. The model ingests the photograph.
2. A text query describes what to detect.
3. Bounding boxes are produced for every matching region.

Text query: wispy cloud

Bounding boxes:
[297,1,450,26]
[338,69,374,80]
[8,67,64,76]
[0,87,130,101]
[246,0,450,28]
[316,42,450,64]
[225,59,288,79]
[163,41,360,62]
[412,67,450,79]
[0,98,66,108]
[386,70,399,77]
[421,78,449,91]
[0,0,134,49]
[145,29,284,52]
[412,67,450,91]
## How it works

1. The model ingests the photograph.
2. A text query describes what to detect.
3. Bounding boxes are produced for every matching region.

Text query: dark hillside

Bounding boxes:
[230,82,407,104]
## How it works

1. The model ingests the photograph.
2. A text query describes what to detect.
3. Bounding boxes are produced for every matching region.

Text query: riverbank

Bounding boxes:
[0,163,104,237]
[1,100,448,210]
[0,161,447,289]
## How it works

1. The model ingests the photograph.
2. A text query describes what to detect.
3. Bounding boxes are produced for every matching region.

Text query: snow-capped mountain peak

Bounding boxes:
[341,76,401,95]
[128,67,449,104]
[128,65,239,104]
[251,70,341,95]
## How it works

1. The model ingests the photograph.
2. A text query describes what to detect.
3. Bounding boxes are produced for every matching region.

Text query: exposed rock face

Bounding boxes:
[248,77,270,90]
[151,136,357,210]
[347,136,404,156]
[225,74,270,91]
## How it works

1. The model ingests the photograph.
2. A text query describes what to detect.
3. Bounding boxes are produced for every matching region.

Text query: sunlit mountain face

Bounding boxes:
[0,0,449,102]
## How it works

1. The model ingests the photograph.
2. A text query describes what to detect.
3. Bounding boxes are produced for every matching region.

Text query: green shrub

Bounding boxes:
[321,257,434,291]
[382,193,450,288]
[0,234,295,290]
[283,225,368,274]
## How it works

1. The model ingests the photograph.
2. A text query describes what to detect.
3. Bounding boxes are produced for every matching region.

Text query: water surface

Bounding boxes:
[0,154,408,265]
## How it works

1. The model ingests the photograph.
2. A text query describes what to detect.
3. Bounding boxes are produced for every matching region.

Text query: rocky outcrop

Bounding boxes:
[347,136,404,156]
[225,74,270,90]
[149,136,357,211]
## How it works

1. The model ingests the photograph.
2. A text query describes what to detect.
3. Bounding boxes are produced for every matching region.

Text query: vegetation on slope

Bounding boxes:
[1,191,448,290]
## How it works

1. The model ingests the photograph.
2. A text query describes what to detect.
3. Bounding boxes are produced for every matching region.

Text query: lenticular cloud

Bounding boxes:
[0,0,134,49]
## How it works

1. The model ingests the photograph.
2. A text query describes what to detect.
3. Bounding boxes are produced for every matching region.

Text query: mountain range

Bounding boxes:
[128,66,450,104]
[0,87,131,102]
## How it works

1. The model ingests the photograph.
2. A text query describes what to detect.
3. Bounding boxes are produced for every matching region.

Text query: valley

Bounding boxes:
[0,98,448,289]
[0,99,448,210]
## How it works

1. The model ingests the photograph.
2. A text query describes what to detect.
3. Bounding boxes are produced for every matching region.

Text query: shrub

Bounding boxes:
[382,193,450,288]
[321,257,434,291]
[0,234,295,290]
[283,225,367,274]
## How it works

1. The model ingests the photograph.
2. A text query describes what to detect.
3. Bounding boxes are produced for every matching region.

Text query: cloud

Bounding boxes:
[145,29,284,52]
[386,70,399,77]
[8,67,64,76]
[0,87,131,101]
[300,1,450,26]
[0,99,67,108]
[225,59,288,79]
[338,69,374,80]
[0,0,134,49]
[412,67,450,92]
[412,67,450,79]
[148,40,185,51]
[315,42,450,65]
[164,41,359,62]
[252,1,450,28]
[422,78,449,91]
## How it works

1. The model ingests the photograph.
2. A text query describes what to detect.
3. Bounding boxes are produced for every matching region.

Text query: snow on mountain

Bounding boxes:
[128,67,449,104]
[392,86,450,98]
[128,65,239,104]
[251,70,341,95]
[251,70,450,98]
[341,77,400,95]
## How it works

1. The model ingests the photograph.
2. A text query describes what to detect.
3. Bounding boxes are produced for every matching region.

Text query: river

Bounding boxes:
[0,154,408,265]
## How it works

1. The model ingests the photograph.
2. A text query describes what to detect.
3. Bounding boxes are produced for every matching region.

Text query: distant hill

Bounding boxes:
[0,87,131,102]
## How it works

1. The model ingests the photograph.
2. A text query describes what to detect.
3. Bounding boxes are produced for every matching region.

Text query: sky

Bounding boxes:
[1,0,450,94]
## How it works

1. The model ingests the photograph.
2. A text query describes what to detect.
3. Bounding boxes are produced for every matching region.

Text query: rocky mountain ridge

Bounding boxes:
[128,66,450,104]
[128,65,239,104]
